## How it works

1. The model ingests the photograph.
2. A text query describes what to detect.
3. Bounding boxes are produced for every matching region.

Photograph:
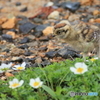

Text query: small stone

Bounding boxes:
[2,34,13,42]
[19,22,36,34]
[68,14,80,21]
[45,2,54,7]
[46,51,57,58]
[95,18,100,23]
[15,2,21,6]
[34,25,47,32]
[93,10,100,16]
[57,47,80,58]
[81,0,93,5]
[59,2,80,12]
[43,26,54,36]
[35,57,42,64]
[0,18,7,25]
[2,17,16,29]
[18,44,29,49]
[32,18,43,23]
[24,52,32,56]
[39,36,49,41]
[20,37,30,44]
[41,60,51,66]
[65,2,81,12]
[10,48,25,56]
[20,7,27,12]
[48,11,60,20]
[6,31,16,39]
[33,32,43,37]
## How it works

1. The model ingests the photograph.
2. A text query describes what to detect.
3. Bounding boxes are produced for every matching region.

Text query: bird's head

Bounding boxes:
[53,20,71,40]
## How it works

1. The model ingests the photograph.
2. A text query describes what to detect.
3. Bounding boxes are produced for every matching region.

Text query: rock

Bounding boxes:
[65,2,81,12]
[20,7,27,12]
[18,44,29,49]
[81,0,93,5]
[48,11,60,19]
[34,25,47,32]
[46,50,57,58]
[32,18,43,23]
[20,37,30,44]
[68,14,80,21]
[6,31,16,39]
[10,48,25,56]
[2,34,13,42]
[0,18,7,25]
[2,17,16,29]
[93,10,100,16]
[45,2,54,7]
[42,26,54,36]
[11,57,23,62]
[24,52,32,56]
[39,36,49,41]
[15,2,21,6]
[57,47,80,59]
[33,32,43,37]
[41,60,51,66]
[95,18,100,23]
[59,2,80,12]
[19,22,36,34]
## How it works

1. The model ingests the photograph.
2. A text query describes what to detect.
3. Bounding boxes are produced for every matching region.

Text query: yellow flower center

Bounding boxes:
[33,82,40,87]
[17,66,23,70]
[90,58,96,62]
[11,83,19,87]
[76,68,84,73]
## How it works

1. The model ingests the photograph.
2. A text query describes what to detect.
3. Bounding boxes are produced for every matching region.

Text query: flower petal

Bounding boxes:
[13,78,19,83]
[75,62,87,69]
[19,80,24,86]
[70,67,76,72]
[35,77,40,82]
[21,62,26,67]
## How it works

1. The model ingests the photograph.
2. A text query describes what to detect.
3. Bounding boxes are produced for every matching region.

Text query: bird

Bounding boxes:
[53,20,100,59]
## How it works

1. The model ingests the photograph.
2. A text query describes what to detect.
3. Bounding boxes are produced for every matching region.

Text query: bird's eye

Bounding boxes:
[57,30,61,35]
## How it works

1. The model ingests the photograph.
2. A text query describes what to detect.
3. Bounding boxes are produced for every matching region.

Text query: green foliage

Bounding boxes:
[0,58,100,100]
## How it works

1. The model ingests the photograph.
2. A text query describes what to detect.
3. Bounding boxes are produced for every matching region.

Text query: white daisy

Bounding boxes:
[70,62,88,74]
[0,62,12,73]
[12,62,26,70]
[29,77,43,88]
[9,78,24,89]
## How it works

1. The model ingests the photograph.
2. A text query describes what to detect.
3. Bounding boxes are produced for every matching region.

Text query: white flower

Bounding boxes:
[90,57,98,62]
[29,77,43,88]
[70,62,88,74]
[12,62,26,70]
[0,62,12,73]
[9,78,24,89]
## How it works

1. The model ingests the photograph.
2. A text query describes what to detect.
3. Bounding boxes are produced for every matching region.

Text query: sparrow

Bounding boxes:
[53,20,100,59]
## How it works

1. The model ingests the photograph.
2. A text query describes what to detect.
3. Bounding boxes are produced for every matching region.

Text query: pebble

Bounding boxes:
[45,2,54,7]
[64,2,81,12]
[6,31,16,39]
[2,34,13,42]
[15,2,21,6]
[19,22,36,34]
[42,26,54,36]
[18,44,29,49]
[2,17,16,29]
[48,11,60,20]
[33,32,43,37]
[20,37,30,44]
[57,47,80,59]
[34,25,48,32]
[20,7,27,12]
[10,48,25,56]
[32,18,43,23]
[46,50,57,58]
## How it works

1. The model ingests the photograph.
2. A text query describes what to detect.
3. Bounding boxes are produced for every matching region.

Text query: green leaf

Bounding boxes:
[42,85,57,99]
